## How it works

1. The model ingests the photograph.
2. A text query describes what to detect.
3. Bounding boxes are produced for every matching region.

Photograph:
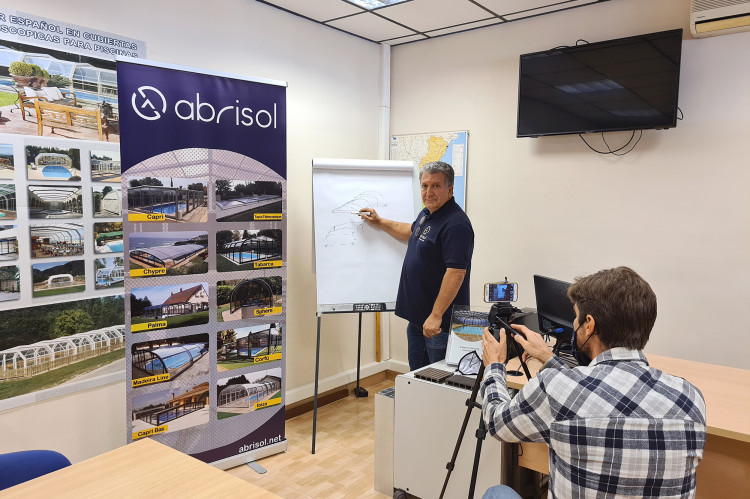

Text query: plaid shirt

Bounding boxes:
[481,348,706,498]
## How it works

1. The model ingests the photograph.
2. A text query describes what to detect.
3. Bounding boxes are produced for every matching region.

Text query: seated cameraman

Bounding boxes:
[480,267,706,499]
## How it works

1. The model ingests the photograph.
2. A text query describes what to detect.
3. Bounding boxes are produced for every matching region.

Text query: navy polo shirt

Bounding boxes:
[395,196,473,332]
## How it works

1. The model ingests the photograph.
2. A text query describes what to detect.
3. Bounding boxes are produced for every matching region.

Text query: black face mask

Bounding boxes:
[457,350,482,375]
[571,320,593,366]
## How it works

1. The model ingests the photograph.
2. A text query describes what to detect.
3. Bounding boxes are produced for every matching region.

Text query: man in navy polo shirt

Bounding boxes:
[360,161,474,370]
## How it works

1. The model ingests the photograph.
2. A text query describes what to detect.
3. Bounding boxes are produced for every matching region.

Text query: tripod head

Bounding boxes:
[487,302,531,380]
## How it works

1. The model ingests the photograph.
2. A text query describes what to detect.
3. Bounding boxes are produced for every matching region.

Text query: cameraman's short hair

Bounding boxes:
[567,266,656,350]
[420,161,454,188]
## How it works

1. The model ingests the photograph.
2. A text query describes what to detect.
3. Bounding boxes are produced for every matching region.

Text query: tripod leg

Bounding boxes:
[468,416,488,499]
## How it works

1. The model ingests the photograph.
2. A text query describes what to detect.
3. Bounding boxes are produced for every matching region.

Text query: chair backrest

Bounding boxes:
[0,450,72,490]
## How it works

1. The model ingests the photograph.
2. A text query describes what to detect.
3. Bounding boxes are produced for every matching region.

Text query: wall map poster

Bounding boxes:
[118,60,287,467]
[390,131,469,210]
[0,11,145,403]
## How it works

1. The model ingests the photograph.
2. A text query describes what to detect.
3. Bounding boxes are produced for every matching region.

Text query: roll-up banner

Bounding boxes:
[117,58,287,468]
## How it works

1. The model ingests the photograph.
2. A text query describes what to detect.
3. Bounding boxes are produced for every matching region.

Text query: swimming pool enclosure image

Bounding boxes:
[47,273,74,288]
[130,244,207,269]
[28,185,83,219]
[132,343,208,380]
[0,184,16,219]
[0,325,125,381]
[229,279,275,319]
[132,382,209,426]
[91,158,120,173]
[29,153,79,179]
[96,265,124,287]
[218,377,281,409]
[94,189,122,217]
[0,266,18,292]
[30,224,84,258]
[127,185,205,221]
[236,326,282,357]
[219,236,280,264]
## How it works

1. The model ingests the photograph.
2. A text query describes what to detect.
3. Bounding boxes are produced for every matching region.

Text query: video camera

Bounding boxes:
[487,297,531,379]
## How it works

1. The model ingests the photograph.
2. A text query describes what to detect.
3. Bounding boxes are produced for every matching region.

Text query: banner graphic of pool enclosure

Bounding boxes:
[96,265,124,287]
[130,244,206,270]
[0,184,16,220]
[28,185,83,219]
[219,236,280,265]
[239,325,281,357]
[0,227,17,260]
[0,325,124,381]
[94,188,122,217]
[219,376,281,411]
[29,153,79,180]
[30,223,84,258]
[230,279,277,319]
[132,342,208,382]
[127,185,205,221]
[132,382,209,427]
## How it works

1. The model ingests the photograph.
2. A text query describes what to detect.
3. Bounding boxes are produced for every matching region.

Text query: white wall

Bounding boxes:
[388,0,750,369]
[0,0,386,460]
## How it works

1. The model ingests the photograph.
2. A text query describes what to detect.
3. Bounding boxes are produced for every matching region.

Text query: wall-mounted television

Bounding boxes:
[517,29,683,138]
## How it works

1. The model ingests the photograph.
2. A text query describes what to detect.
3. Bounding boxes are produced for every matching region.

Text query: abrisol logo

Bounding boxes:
[131,86,167,121]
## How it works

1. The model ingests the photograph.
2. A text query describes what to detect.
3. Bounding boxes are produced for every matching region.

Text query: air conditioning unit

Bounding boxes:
[691,0,750,37]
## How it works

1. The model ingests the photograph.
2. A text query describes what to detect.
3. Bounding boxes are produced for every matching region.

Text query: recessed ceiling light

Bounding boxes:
[345,0,411,10]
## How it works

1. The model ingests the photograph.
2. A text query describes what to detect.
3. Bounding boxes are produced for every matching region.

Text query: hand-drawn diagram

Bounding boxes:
[325,192,387,247]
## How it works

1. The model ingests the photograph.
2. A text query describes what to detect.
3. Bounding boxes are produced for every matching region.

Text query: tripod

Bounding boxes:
[439,309,531,499]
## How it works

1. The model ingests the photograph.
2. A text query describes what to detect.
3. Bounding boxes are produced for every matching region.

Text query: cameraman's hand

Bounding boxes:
[482,327,507,367]
[510,324,553,364]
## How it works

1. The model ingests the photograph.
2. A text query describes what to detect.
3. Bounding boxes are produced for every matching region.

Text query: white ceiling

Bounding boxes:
[257,0,610,45]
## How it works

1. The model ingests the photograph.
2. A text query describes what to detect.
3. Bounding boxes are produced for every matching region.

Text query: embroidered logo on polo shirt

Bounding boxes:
[419,226,431,241]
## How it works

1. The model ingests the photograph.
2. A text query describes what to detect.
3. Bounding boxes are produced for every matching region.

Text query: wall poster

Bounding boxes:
[117,59,287,467]
[0,10,145,403]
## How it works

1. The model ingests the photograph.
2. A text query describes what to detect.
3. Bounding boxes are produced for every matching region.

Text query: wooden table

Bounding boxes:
[503,354,750,498]
[3,438,279,498]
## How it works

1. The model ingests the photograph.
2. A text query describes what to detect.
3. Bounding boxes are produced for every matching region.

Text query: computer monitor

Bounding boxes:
[533,275,576,336]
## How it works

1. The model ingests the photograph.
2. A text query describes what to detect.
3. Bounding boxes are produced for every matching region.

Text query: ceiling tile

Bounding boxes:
[382,33,428,45]
[426,18,504,37]
[327,12,417,41]
[473,0,564,17]
[376,0,495,33]
[261,0,363,22]
[503,0,598,20]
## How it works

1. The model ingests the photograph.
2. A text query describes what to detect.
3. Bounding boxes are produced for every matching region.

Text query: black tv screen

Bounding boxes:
[517,29,683,137]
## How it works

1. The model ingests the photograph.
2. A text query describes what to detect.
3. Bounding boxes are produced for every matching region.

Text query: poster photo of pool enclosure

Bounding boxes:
[0,225,18,260]
[126,177,207,223]
[91,150,121,183]
[130,381,209,436]
[94,256,124,290]
[25,146,81,181]
[93,185,122,218]
[0,264,20,301]
[30,223,84,258]
[130,282,210,332]
[0,144,14,180]
[129,231,208,278]
[215,180,282,222]
[131,333,210,386]
[0,184,16,220]
[32,259,86,298]
[217,324,283,371]
[217,368,282,420]
[27,185,82,219]
[0,41,119,144]
[216,276,282,322]
[93,222,123,254]
[216,229,281,272]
